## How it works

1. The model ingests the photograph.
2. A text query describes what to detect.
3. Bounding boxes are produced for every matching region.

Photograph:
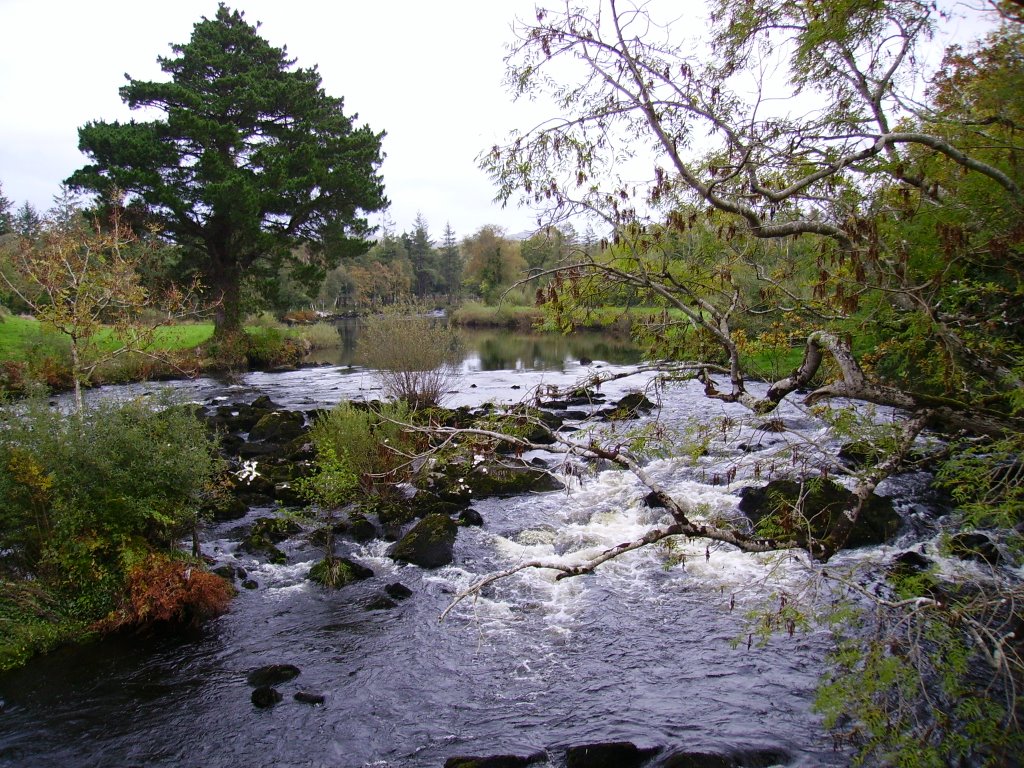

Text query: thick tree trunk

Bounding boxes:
[210,264,244,342]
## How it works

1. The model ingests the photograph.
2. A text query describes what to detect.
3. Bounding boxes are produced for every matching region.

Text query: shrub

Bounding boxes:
[0,395,221,616]
[357,309,462,407]
[97,552,233,632]
[300,401,419,508]
[0,580,89,672]
[290,321,340,351]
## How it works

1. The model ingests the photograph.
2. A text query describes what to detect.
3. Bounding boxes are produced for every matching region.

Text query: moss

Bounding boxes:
[308,556,374,588]
[389,513,458,568]
[0,580,92,672]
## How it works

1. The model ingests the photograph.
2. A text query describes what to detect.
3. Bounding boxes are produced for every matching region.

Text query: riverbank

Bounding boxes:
[0,314,343,398]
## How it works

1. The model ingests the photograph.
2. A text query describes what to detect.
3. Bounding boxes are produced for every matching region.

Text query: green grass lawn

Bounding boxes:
[0,316,215,362]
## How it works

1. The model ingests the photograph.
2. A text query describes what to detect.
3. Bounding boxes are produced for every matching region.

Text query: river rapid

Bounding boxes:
[0,342,940,768]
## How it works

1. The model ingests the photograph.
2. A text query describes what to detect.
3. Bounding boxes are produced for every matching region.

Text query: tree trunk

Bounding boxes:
[210,264,243,342]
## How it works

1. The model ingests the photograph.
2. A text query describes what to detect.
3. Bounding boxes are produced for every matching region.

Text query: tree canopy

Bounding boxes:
[487,0,1022,438]
[67,4,387,338]
[466,1,1024,761]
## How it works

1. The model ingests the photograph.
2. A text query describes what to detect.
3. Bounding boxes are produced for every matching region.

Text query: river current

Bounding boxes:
[0,345,936,767]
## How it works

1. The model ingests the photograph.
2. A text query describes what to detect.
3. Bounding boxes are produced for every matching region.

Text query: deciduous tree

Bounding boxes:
[0,200,199,410]
[462,1,1024,761]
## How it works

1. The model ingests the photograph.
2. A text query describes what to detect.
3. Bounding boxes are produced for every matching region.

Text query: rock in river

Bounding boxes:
[738,477,899,550]
[389,513,458,568]
[246,663,301,687]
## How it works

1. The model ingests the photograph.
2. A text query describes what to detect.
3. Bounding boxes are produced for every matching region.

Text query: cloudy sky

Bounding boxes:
[0,0,552,239]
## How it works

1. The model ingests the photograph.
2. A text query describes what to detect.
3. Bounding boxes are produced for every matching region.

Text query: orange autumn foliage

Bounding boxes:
[98,554,232,632]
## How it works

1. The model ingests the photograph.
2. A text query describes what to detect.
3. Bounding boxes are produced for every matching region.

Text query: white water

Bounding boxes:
[1,358,941,767]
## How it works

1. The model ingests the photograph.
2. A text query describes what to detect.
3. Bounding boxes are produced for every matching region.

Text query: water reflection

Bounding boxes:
[304,317,643,371]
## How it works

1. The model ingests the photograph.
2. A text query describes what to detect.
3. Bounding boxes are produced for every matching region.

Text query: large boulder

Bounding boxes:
[738,478,899,550]
[247,410,307,444]
[427,462,564,504]
[389,514,458,568]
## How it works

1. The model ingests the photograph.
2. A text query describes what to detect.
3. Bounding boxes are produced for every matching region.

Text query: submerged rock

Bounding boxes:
[294,691,326,706]
[384,582,413,600]
[565,741,661,768]
[738,478,899,550]
[659,752,734,768]
[444,755,546,768]
[250,686,282,708]
[246,663,301,687]
[365,596,398,611]
[389,513,458,568]
[658,746,791,767]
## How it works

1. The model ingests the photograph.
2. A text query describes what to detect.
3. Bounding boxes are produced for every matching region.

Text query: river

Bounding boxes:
[0,328,930,767]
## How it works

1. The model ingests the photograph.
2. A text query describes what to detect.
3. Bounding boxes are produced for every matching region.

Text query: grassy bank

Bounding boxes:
[0,314,341,396]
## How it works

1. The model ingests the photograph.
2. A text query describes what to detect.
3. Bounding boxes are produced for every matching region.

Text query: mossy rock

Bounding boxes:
[239,516,303,563]
[498,406,564,445]
[466,465,563,498]
[948,532,1002,565]
[738,478,899,550]
[202,492,249,522]
[309,522,349,547]
[225,464,277,496]
[209,403,263,432]
[428,462,563,502]
[365,497,420,528]
[249,516,302,543]
[389,513,458,568]
[409,493,471,518]
[248,410,307,443]
[598,392,656,421]
[308,556,374,588]
[348,513,379,542]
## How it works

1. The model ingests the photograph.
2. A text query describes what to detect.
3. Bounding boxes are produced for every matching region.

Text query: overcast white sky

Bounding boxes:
[0,1,995,242]
[0,0,551,239]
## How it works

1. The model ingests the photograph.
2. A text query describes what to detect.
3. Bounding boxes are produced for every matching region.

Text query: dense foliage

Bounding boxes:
[0,396,224,668]
[468,0,1024,762]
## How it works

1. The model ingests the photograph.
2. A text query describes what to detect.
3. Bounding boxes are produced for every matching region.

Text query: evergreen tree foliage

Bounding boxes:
[67,4,388,338]
[0,182,13,236]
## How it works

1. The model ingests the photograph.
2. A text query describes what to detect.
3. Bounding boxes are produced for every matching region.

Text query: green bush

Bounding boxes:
[300,401,419,509]
[290,321,340,351]
[0,395,221,618]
